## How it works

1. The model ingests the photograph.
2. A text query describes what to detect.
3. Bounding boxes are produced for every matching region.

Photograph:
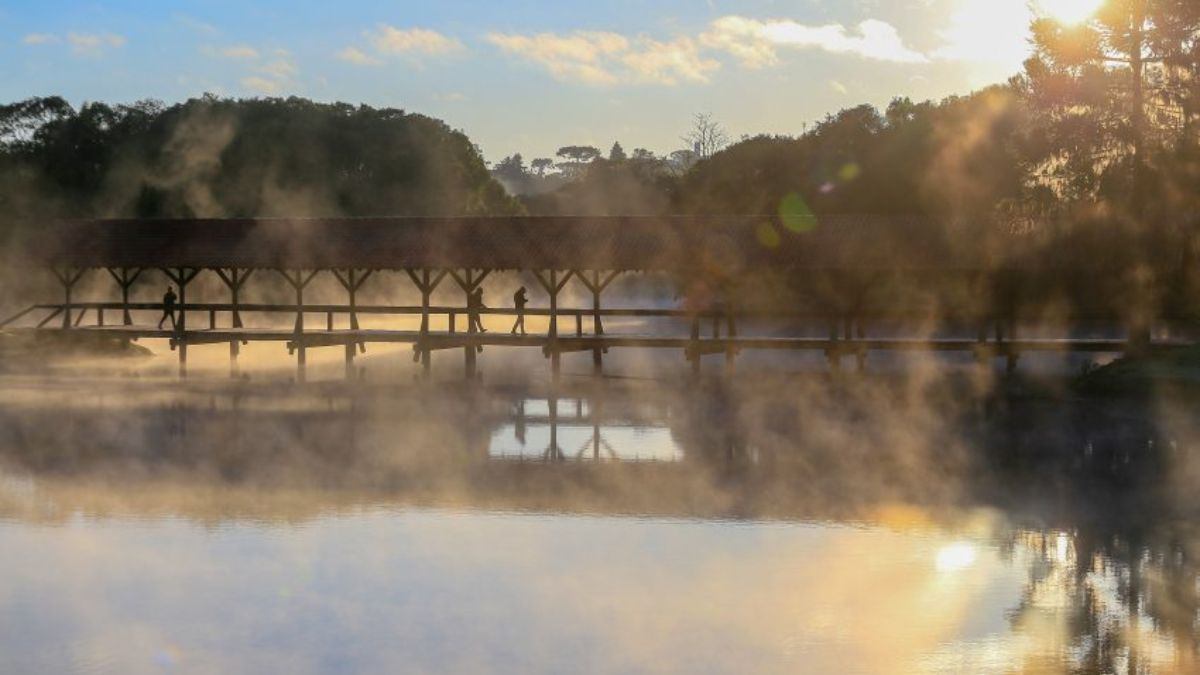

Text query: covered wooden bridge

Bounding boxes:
[1,215,1179,379]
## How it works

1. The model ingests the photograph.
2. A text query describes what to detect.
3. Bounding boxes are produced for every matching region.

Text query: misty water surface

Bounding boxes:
[0,367,1197,674]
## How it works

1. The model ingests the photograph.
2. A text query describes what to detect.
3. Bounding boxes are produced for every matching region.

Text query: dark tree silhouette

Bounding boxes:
[1023,1,1200,216]
[0,95,521,227]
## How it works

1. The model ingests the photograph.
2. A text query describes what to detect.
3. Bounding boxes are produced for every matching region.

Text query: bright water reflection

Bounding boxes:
[0,374,1197,674]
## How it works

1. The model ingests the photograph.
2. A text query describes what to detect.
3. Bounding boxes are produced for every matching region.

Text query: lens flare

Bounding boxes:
[1036,0,1102,25]
[778,192,816,233]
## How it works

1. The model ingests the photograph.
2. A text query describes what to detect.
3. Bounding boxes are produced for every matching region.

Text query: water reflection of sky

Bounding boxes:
[0,509,1034,675]
[490,424,684,462]
[0,376,1197,673]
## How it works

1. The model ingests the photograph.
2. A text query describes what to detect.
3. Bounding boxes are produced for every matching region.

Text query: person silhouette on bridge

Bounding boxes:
[469,289,487,333]
[511,286,528,335]
[158,286,178,330]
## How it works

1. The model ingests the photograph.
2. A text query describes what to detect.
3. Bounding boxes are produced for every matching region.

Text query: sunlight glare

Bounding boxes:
[935,542,978,572]
[1036,0,1103,25]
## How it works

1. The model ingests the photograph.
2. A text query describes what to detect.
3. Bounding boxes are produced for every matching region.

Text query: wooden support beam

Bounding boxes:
[0,305,39,329]
[333,269,374,353]
[277,269,320,382]
[160,267,203,378]
[689,314,701,375]
[160,267,201,334]
[406,269,448,375]
[575,271,618,374]
[453,269,488,379]
[1005,317,1019,374]
[106,267,142,325]
[533,270,572,379]
[826,315,843,372]
[215,268,253,328]
[51,266,86,330]
[36,307,63,328]
[725,292,738,376]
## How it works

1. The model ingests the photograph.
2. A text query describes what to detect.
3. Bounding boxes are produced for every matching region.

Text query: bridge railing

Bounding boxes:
[4,301,929,334]
[4,301,998,327]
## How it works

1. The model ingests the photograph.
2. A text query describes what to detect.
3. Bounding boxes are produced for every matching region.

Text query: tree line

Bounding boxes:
[493,2,1198,224]
[0,2,1196,231]
[0,94,520,227]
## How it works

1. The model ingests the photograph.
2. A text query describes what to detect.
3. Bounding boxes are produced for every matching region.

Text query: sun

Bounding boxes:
[1036,0,1104,25]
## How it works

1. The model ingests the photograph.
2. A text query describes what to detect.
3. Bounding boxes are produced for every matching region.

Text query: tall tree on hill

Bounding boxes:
[1023,0,1200,217]
[555,145,601,178]
[681,113,728,159]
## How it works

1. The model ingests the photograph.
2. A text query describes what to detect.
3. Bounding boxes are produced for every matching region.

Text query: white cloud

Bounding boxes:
[698,16,778,68]
[175,14,219,37]
[337,46,381,66]
[701,15,927,66]
[22,33,58,45]
[487,31,626,85]
[621,37,718,85]
[241,75,282,95]
[23,31,126,55]
[369,25,464,56]
[257,58,296,79]
[219,45,259,60]
[67,32,126,56]
[338,25,463,68]
[487,31,717,86]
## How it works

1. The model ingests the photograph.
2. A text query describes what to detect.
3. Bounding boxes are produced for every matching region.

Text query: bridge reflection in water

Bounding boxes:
[0,376,1197,673]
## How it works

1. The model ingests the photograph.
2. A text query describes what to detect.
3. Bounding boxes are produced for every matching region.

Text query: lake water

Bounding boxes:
[0,369,1197,674]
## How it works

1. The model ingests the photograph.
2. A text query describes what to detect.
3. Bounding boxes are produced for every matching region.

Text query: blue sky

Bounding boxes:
[0,1,1043,163]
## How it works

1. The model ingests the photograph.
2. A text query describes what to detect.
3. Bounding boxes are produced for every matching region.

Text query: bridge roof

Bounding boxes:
[23,215,984,273]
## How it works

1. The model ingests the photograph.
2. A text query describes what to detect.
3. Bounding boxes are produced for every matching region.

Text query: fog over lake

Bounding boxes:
[0,358,1196,674]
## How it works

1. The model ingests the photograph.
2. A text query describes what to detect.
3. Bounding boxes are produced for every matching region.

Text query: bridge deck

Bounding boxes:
[28,324,1183,354]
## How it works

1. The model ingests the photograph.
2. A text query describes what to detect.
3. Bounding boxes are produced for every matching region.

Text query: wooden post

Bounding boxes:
[725,288,738,375]
[161,267,201,377]
[689,314,701,375]
[105,267,142,326]
[1006,314,1018,374]
[463,269,478,378]
[853,314,867,372]
[828,315,842,373]
[576,271,618,375]
[51,267,86,330]
[333,269,373,354]
[406,269,447,376]
[214,268,253,377]
[448,269,492,379]
[534,270,574,380]
[547,394,560,461]
[214,268,253,328]
[279,269,320,382]
[974,316,989,368]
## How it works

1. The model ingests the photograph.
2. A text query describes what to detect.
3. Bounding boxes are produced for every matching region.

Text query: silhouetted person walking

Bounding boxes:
[511,286,528,335]
[469,289,487,333]
[469,288,487,354]
[158,286,178,330]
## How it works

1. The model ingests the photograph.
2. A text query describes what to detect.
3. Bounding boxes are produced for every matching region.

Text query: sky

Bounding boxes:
[0,1,1052,164]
